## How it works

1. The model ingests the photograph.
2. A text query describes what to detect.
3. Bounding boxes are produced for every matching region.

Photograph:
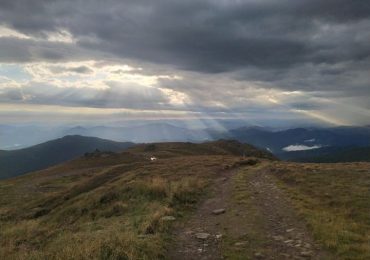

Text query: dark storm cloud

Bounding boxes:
[1,0,369,70]
[48,65,94,74]
[0,0,369,119]
[0,37,107,63]
[67,66,93,74]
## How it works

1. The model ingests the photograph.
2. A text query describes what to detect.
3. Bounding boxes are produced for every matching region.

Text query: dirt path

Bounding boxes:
[167,168,234,260]
[167,163,330,259]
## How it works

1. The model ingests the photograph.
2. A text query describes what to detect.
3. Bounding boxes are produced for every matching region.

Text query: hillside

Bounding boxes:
[0,140,270,259]
[126,139,275,159]
[0,135,134,180]
[0,140,369,259]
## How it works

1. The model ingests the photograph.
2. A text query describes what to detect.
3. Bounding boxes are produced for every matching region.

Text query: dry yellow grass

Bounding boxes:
[0,153,240,259]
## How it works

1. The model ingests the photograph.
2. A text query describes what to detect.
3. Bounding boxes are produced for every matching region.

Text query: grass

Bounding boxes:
[0,154,239,259]
[272,162,370,260]
[221,166,264,259]
[2,140,369,259]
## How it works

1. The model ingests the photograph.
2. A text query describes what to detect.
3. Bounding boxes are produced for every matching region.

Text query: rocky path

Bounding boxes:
[167,163,330,259]
[167,168,234,260]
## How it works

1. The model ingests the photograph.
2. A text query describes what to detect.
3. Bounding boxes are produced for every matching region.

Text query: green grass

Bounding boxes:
[220,164,268,259]
[272,162,370,260]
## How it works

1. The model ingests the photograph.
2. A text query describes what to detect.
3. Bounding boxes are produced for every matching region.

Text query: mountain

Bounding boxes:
[280,146,370,163]
[126,139,275,160]
[0,123,213,150]
[63,123,212,143]
[2,124,370,164]
[0,135,134,180]
[228,126,370,154]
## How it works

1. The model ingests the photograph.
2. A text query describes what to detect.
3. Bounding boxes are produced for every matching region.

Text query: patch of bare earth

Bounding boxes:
[167,163,331,259]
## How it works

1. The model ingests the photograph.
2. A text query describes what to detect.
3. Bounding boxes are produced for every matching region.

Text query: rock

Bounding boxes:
[195,233,210,240]
[284,239,294,244]
[212,208,226,215]
[215,234,223,239]
[254,252,264,258]
[161,216,176,221]
[272,235,284,241]
[300,251,312,257]
[234,241,247,247]
[286,228,295,233]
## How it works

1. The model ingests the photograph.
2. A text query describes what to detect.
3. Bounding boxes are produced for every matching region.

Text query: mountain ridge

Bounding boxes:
[0,135,135,180]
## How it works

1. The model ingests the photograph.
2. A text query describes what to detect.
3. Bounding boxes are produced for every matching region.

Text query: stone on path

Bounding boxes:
[234,241,248,247]
[212,208,226,215]
[195,233,211,240]
[161,216,176,221]
[254,252,264,258]
[215,234,223,239]
[272,235,284,241]
[300,251,313,257]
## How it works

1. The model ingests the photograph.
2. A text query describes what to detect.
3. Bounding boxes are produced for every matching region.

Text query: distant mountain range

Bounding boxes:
[0,123,215,150]
[227,126,370,152]
[0,137,274,180]
[226,126,370,162]
[1,123,370,173]
[279,146,370,163]
[0,136,134,180]
[63,123,213,143]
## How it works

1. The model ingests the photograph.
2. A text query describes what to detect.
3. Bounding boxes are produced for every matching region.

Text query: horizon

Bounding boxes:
[1,120,370,151]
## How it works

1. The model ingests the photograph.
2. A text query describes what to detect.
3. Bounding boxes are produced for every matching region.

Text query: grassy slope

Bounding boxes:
[1,140,369,259]
[0,140,268,259]
[126,140,275,159]
[271,162,370,259]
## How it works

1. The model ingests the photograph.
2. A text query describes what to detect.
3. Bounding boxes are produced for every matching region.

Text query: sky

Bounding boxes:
[0,0,369,127]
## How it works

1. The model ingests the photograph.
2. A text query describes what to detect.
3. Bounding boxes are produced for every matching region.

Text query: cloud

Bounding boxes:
[283,144,322,152]
[0,0,369,125]
[1,1,369,70]
[0,80,172,109]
